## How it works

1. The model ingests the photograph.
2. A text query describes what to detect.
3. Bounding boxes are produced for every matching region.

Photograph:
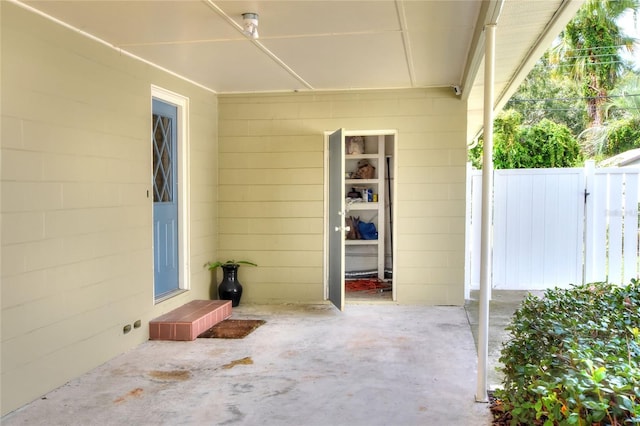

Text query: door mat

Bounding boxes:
[198,319,265,339]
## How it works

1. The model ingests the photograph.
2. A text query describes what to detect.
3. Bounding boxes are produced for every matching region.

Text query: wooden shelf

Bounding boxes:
[347,202,380,210]
[345,240,380,246]
[345,154,379,159]
[345,178,379,185]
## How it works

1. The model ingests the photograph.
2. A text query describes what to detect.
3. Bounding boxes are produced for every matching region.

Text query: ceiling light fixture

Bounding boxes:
[242,13,259,39]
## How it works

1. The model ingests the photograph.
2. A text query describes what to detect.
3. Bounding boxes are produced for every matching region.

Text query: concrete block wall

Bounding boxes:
[217,90,467,305]
[1,3,218,415]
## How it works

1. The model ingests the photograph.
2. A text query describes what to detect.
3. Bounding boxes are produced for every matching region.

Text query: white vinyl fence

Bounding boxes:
[465,161,640,294]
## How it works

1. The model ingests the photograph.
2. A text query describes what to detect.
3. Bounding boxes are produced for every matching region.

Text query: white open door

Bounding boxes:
[328,129,345,310]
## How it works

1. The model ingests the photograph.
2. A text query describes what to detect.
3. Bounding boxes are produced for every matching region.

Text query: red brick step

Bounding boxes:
[149,300,232,341]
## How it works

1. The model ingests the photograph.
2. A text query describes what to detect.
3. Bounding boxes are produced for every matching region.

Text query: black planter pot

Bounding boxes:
[216,264,243,307]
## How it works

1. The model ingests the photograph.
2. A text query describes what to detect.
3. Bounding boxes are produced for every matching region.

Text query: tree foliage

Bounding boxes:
[550,0,638,127]
[470,1,640,168]
[604,116,640,155]
[608,72,640,120]
[469,110,582,169]
[578,72,640,157]
[506,53,587,136]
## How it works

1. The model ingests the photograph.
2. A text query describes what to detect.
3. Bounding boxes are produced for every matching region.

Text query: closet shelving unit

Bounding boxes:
[344,135,386,280]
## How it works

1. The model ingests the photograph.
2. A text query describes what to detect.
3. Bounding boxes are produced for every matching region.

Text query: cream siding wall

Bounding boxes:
[1,3,218,415]
[218,90,467,306]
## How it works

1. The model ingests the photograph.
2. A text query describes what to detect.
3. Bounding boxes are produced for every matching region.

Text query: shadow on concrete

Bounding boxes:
[464,290,545,389]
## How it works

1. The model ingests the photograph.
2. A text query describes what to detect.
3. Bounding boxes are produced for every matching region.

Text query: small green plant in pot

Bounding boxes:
[206,260,257,307]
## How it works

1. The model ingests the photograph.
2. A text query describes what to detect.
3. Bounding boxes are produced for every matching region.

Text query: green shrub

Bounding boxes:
[496,281,640,425]
[604,117,640,156]
[469,111,583,170]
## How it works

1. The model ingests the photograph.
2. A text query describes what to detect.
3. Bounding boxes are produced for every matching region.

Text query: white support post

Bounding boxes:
[464,162,473,300]
[476,23,496,404]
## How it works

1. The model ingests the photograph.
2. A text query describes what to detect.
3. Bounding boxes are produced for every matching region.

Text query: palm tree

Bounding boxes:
[550,0,638,127]
[609,72,640,119]
[579,72,640,157]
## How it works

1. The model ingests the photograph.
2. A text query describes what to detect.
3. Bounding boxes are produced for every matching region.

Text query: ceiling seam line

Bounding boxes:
[119,30,403,48]
[249,41,314,90]
[203,0,314,90]
[395,0,416,87]
[7,0,218,94]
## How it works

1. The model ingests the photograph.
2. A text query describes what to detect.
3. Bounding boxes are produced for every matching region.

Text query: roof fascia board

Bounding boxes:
[459,0,504,101]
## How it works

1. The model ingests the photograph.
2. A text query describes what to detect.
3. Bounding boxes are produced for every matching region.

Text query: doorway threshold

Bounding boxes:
[346,291,393,303]
[346,298,396,305]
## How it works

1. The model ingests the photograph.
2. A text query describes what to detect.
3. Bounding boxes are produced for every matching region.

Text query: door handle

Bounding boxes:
[335,226,351,232]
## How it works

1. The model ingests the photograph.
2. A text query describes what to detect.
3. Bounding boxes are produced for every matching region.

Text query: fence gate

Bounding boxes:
[465,162,640,293]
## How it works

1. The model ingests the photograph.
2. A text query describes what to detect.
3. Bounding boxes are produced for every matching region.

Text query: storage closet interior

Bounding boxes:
[343,133,395,301]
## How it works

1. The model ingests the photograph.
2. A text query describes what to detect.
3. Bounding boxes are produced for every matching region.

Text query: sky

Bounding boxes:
[619,10,640,68]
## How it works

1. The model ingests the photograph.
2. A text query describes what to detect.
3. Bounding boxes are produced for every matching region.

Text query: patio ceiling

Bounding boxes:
[18,0,583,142]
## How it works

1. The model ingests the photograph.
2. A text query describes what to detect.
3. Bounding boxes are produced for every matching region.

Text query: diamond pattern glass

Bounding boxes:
[152,114,173,202]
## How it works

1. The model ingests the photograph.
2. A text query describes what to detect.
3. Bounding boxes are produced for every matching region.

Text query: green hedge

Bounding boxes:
[496,281,640,425]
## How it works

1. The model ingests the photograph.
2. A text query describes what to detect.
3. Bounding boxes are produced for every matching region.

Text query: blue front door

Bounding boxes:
[152,99,179,299]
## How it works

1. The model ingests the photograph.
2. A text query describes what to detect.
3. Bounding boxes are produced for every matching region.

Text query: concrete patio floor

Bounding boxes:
[2,295,535,426]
